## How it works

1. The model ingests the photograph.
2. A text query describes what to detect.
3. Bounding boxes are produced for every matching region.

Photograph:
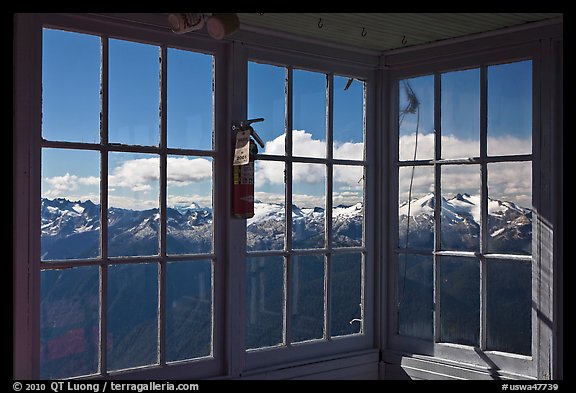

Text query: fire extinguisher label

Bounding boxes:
[233,130,251,166]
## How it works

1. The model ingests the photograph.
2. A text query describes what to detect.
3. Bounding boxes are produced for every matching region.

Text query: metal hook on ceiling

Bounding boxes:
[361,27,367,37]
[318,18,323,29]
[402,35,408,45]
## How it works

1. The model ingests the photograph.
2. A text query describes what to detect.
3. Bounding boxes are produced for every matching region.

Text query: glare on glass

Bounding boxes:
[168,48,214,150]
[398,254,433,340]
[167,155,213,255]
[441,165,480,252]
[441,68,480,159]
[292,69,327,158]
[166,260,213,362]
[290,255,325,343]
[245,256,285,349]
[40,266,100,379]
[109,39,160,147]
[487,161,532,255]
[107,263,158,371]
[248,62,286,155]
[398,165,434,251]
[247,161,285,252]
[108,152,159,258]
[331,253,363,337]
[333,165,364,248]
[292,163,325,250]
[333,76,364,160]
[399,75,435,161]
[488,60,532,156]
[42,29,101,144]
[41,148,101,261]
[440,256,479,347]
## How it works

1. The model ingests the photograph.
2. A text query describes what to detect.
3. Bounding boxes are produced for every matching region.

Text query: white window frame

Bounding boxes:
[14,13,230,380]
[235,45,378,373]
[381,30,562,379]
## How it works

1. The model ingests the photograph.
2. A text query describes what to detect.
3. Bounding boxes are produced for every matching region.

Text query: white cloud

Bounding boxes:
[399,132,532,207]
[108,157,212,191]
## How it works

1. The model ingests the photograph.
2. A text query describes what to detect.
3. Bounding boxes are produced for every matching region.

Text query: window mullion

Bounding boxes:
[284,66,293,347]
[325,73,334,340]
[158,44,168,366]
[433,72,442,343]
[479,64,488,351]
[99,34,110,377]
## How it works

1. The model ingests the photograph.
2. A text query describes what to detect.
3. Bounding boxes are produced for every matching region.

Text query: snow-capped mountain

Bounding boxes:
[399,192,532,254]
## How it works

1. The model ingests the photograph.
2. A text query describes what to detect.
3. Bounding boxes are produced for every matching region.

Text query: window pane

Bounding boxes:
[292,69,326,158]
[399,75,434,161]
[247,161,285,252]
[246,256,285,349]
[107,263,158,371]
[166,260,212,361]
[333,165,363,248]
[290,255,325,343]
[488,60,532,156]
[331,253,362,337]
[440,257,479,347]
[441,165,480,252]
[399,165,434,250]
[292,163,325,250]
[168,48,213,150]
[487,162,532,255]
[40,266,99,379]
[108,153,159,257]
[487,259,532,355]
[109,39,160,146]
[42,29,100,144]
[333,76,364,160]
[441,68,480,159]
[41,149,100,261]
[248,62,286,155]
[398,254,433,340]
[167,156,213,255]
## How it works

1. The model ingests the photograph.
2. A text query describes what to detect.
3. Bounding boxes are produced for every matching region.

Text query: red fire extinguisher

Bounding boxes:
[232,118,265,219]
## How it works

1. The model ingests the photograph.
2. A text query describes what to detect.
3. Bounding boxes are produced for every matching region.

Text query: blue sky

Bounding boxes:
[41,28,532,210]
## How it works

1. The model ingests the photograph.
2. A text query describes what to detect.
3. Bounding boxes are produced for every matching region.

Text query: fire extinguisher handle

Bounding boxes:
[249,127,265,148]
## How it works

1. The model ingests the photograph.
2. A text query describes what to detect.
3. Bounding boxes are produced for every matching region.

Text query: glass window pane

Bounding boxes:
[40,266,99,379]
[488,60,532,156]
[399,75,434,161]
[167,156,213,255]
[333,76,364,160]
[440,257,479,347]
[168,48,213,150]
[290,255,325,343]
[166,260,212,361]
[333,165,363,248]
[109,39,160,146]
[292,163,325,250]
[41,149,100,261]
[399,165,434,250]
[331,253,362,337]
[107,263,158,371]
[248,62,286,155]
[292,69,326,158]
[245,256,285,349]
[487,259,532,355]
[487,162,532,255]
[247,161,285,252]
[441,68,480,159]
[441,165,480,252]
[42,29,100,144]
[398,254,433,340]
[108,152,159,257]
